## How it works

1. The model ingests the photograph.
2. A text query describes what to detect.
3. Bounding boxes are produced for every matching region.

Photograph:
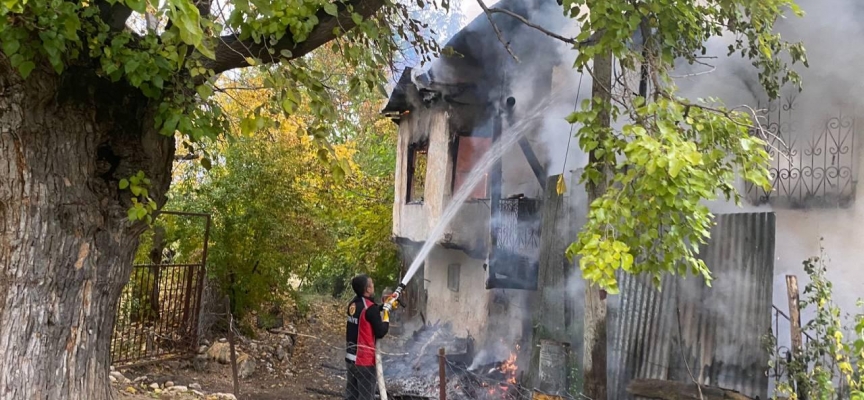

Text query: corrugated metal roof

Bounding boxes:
[609,212,776,399]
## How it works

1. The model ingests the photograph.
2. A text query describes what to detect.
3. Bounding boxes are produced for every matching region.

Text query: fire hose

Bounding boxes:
[376,283,405,400]
[376,351,388,400]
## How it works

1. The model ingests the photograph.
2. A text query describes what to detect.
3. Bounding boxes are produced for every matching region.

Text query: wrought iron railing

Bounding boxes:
[769,304,814,382]
[768,305,852,397]
[487,197,541,290]
[493,198,540,252]
[746,95,858,208]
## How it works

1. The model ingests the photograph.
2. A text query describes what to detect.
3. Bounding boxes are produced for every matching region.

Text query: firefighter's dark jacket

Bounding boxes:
[345,295,389,366]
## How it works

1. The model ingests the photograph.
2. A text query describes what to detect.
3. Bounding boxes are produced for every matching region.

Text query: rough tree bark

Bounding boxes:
[0,61,174,399]
[0,1,386,398]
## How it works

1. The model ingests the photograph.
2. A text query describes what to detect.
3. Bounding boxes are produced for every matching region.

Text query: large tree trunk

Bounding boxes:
[0,60,174,399]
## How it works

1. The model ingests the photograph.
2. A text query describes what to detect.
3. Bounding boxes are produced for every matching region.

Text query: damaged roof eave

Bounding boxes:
[381,67,415,115]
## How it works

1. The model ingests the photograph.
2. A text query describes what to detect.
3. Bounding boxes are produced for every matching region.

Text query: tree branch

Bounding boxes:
[476,0,605,49]
[204,0,386,74]
[474,0,519,62]
[174,153,200,161]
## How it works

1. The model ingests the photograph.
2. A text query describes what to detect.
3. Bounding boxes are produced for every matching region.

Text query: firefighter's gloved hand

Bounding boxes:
[382,297,399,312]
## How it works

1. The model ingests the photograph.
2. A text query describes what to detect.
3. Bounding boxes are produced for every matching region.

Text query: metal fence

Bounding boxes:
[608,212,776,400]
[768,305,815,384]
[110,211,211,366]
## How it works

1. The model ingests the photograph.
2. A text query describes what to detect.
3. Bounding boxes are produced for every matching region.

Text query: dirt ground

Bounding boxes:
[114,297,352,400]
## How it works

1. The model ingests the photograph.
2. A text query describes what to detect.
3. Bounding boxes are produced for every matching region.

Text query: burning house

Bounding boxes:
[382,0,581,366]
[380,0,864,398]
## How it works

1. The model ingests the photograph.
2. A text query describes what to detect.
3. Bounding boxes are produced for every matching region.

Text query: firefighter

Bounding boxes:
[345,274,393,400]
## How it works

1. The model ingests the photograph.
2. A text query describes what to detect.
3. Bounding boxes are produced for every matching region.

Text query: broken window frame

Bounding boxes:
[406,141,428,204]
[451,133,492,201]
[447,263,460,292]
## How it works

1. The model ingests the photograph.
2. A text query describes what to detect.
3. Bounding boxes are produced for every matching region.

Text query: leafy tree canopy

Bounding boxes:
[0,0,443,217]
[561,0,808,292]
[154,46,399,314]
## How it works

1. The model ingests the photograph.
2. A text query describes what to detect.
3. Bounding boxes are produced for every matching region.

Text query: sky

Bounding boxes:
[457,0,483,25]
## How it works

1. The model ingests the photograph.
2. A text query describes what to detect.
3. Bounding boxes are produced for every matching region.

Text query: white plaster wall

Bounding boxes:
[392,112,426,242]
[392,108,449,242]
[443,202,489,254]
[771,174,864,324]
[423,247,490,338]
[423,246,535,352]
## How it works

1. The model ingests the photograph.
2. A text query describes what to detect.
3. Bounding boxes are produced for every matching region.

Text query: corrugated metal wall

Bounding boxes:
[608,212,776,399]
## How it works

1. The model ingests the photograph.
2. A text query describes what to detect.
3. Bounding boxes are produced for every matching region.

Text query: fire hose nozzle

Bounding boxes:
[384,283,406,311]
[393,283,406,297]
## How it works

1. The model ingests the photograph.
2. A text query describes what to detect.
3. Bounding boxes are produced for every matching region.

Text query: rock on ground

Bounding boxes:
[237,354,257,379]
[167,385,188,393]
[110,371,127,382]
[207,342,232,364]
[208,393,237,400]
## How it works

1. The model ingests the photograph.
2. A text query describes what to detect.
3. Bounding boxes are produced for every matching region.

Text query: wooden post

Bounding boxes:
[226,296,240,397]
[786,275,803,353]
[582,32,612,400]
[786,275,807,400]
[526,174,568,390]
[489,107,504,269]
[438,347,447,400]
[518,136,547,190]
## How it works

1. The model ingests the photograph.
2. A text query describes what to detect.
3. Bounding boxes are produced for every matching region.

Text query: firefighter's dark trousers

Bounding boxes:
[345,362,376,400]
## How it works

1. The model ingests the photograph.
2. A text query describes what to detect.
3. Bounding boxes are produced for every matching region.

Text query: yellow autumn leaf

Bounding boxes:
[556,174,566,195]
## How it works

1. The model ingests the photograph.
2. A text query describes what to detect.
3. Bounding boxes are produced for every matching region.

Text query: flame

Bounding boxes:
[498,344,520,385]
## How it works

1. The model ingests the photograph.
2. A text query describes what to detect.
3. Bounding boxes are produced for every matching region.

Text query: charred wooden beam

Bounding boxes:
[626,379,764,400]
[518,137,547,191]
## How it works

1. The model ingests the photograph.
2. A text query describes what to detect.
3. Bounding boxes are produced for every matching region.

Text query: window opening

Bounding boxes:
[447,263,460,292]
[453,135,492,200]
[407,142,428,203]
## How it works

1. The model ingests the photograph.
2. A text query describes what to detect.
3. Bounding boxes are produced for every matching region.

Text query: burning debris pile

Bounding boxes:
[382,323,527,400]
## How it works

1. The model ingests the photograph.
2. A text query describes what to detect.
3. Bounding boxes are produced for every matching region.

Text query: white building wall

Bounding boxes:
[770,155,864,325]
[423,247,489,337]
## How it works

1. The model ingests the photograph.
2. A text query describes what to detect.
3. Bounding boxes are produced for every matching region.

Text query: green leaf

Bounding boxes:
[124,59,141,75]
[669,157,684,178]
[196,84,214,100]
[124,0,147,13]
[323,3,338,16]
[18,61,35,79]
[119,179,130,190]
[2,38,20,56]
